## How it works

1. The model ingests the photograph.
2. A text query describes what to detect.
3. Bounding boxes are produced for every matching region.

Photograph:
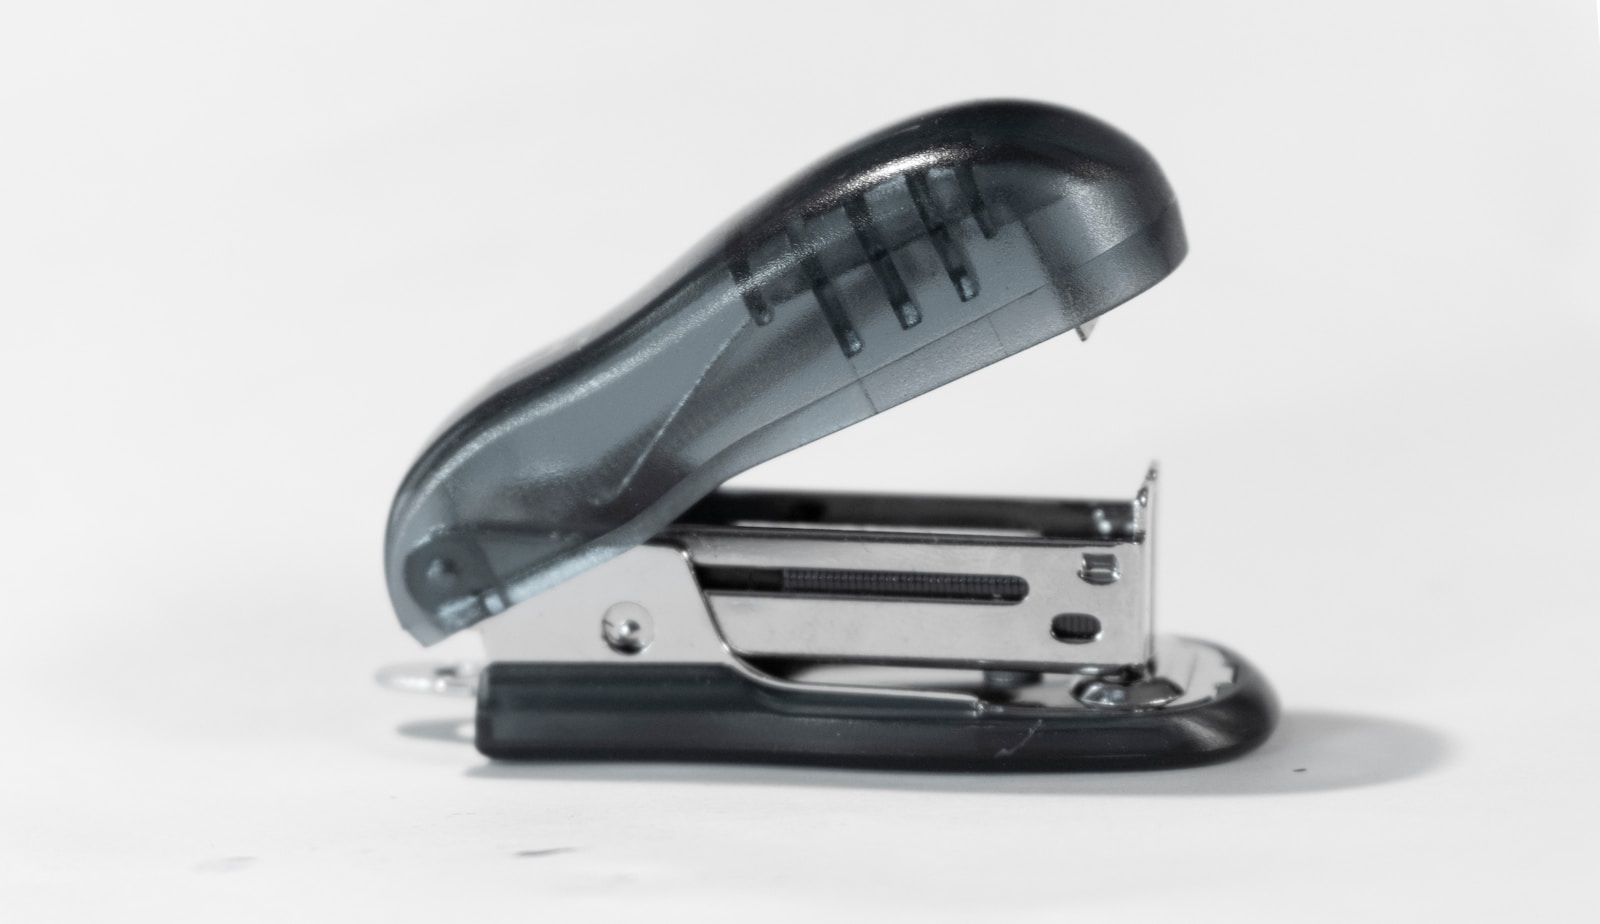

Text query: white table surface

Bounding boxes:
[4,2,1597,920]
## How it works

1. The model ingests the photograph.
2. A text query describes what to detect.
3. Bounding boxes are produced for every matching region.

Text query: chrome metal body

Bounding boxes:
[669,469,1156,674]
[387,466,1242,716]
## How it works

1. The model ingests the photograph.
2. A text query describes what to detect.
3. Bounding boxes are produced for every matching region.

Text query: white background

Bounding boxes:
[3,1,1597,920]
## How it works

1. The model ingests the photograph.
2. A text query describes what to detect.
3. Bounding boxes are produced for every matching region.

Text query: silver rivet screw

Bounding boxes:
[1073,677,1183,709]
[602,602,653,654]
[1078,553,1120,585]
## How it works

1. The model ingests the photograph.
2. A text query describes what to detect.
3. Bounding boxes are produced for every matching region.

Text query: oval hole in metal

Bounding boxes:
[1050,613,1101,644]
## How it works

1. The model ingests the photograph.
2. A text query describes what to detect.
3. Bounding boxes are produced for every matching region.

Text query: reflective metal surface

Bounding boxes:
[477,544,730,665]
[375,661,482,698]
[669,469,1157,673]
[775,635,1234,713]
[474,543,981,709]
[384,635,1234,714]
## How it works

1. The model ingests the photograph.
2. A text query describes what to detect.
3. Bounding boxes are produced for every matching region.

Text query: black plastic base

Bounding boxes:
[476,646,1277,772]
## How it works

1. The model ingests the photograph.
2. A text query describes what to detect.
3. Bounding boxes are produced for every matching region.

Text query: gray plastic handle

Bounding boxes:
[386,100,1186,643]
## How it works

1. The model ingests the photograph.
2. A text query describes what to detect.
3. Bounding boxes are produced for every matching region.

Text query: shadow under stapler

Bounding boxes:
[397,709,1450,796]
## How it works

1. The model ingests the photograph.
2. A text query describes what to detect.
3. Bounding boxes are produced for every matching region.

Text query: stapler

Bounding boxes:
[380,100,1277,770]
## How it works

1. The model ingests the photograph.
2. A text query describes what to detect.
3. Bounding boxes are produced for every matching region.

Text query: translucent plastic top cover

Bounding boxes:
[386,100,1186,643]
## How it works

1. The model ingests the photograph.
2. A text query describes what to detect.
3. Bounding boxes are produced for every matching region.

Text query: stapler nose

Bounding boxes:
[385,100,1187,645]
